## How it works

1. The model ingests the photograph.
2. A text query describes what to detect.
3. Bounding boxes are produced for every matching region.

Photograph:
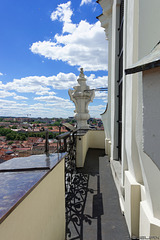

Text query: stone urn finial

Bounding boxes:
[68,69,95,129]
[77,68,86,85]
[80,67,83,75]
[79,68,84,77]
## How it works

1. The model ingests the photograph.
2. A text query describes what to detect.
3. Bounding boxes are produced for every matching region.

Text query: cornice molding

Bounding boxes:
[97,0,113,38]
[98,0,113,17]
[97,2,113,38]
[97,14,109,29]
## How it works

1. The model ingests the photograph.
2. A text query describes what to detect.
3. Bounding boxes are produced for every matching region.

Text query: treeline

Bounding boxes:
[0,127,59,141]
[47,119,76,127]
[0,118,18,123]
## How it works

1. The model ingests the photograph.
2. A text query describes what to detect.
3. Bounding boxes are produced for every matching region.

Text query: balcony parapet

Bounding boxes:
[55,128,105,195]
[76,129,105,168]
[0,152,66,240]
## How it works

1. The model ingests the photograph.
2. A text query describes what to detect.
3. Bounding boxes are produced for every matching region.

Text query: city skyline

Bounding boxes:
[0,0,108,118]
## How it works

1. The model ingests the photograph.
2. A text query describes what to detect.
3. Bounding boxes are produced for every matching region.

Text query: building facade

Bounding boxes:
[97,0,160,238]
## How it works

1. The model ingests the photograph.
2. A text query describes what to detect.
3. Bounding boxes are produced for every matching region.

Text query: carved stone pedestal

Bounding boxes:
[68,68,95,129]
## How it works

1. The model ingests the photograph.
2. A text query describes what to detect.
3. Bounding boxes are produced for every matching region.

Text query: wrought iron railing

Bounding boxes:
[56,128,91,239]
[56,129,78,194]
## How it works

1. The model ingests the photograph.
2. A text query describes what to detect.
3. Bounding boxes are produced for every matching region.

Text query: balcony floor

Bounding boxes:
[66,148,130,240]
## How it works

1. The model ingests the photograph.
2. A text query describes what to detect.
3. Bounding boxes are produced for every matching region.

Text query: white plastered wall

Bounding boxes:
[111,0,142,237]
[135,0,160,237]
[76,130,105,167]
[124,0,160,237]
[0,159,65,240]
[99,0,160,238]
[99,0,112,156]
[110,0,119,161]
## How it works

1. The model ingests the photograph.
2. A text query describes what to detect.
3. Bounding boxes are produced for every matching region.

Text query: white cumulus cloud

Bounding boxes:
[0,71,108,117]
[0,98,75,118]
[34,95,69,102]
[89,104,106,117]
[35,91,56,96]
[0,76,51,93]
[0,91,28,101]
[0,90,15,98]
[95,91,107,99]
[13,95,28,100]
[0,73,108,93]
[80,0,92,6]
[50,1,76,33]
[0,72,3,76]
[87,74,108,89]
[30,2,107,71]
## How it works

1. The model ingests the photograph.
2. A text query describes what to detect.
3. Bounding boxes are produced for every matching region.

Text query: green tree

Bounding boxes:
[53,121,61,126]
[11,126,17,129]
[6,133,16,140]
[15,135,20,140]
[20,135,26,141]
[0,128,11,136]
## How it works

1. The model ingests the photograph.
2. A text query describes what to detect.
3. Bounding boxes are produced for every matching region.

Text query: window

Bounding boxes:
[117,0,124,161]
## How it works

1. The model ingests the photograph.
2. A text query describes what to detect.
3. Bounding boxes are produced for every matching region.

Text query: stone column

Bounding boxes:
[68,68,95,129]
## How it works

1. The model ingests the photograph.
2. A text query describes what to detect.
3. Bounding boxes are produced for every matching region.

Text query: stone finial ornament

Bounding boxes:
[68,68,95,129]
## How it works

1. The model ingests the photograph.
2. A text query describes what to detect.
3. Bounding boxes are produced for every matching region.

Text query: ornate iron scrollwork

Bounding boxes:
[56,129,77,195]
[56,129,92,239]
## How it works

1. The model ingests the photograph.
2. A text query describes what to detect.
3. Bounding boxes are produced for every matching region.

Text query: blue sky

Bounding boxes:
[0,0,108,118]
